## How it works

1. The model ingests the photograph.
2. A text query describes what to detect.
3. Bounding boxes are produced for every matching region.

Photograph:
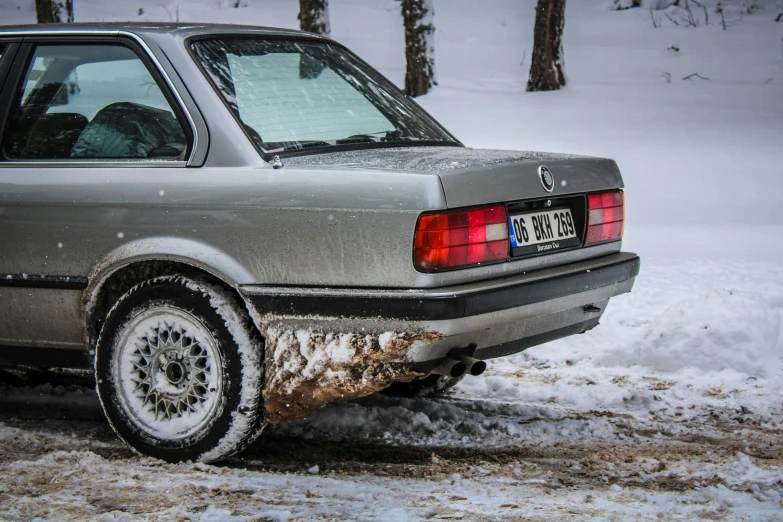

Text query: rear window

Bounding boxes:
[191,38,458,155]
[226,51,394,144]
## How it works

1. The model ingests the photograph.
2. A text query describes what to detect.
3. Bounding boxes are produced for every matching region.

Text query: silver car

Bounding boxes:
[0,23,639,462]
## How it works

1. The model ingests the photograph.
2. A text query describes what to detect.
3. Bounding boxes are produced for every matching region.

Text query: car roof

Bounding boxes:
[0,22,327,41]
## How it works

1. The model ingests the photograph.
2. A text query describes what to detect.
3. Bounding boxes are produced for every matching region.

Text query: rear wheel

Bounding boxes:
[382,374,465,398]
[95,275,264,463]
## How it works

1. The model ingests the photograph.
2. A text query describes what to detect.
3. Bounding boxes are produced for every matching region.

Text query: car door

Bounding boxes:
[0,35,195,355]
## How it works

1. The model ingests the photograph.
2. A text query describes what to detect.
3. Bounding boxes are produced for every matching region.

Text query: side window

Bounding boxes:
[2,44,188,160]
[20,55,50,104]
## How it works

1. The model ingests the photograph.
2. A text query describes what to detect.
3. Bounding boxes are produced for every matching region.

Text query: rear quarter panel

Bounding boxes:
[0,165,445,287]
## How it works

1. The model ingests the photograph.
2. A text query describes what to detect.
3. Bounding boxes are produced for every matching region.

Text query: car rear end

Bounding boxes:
[240,148,639,423]
[403,151,636,364]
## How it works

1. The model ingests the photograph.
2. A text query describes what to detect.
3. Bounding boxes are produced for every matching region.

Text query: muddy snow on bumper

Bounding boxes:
[262,329,441,424]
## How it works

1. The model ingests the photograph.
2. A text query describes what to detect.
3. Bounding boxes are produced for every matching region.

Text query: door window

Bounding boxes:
[3,44,188,160]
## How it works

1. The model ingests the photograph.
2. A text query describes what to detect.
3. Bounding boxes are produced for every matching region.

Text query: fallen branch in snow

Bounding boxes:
[690,0,708,25]
[665,12,681,25]
[160,4,181,22]
[682,0,698,27]
[775,12,783,22]
[682,73,710,80]
[662,72,672,83]
[717,2,727,30]
[650,6,660,28]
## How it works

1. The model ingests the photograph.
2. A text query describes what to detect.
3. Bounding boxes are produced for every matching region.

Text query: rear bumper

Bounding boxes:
[240,252,639,362]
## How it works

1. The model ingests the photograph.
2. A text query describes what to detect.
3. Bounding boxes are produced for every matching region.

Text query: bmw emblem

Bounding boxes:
[539,165,554,193]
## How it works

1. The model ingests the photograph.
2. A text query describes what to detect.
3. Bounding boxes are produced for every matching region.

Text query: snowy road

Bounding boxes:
[2,247,782,521]
[0,392,781,521]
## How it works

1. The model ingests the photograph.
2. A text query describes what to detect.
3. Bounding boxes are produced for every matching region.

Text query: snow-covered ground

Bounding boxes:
[1,0,782,520]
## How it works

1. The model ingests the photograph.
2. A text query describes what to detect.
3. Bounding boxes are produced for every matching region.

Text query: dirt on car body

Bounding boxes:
[262,329,442,423]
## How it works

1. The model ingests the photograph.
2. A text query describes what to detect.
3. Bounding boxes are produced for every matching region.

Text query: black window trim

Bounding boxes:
[186,33,463,162]
[0,31,199,167]
[0,40,25,150]
[0,40,22,92]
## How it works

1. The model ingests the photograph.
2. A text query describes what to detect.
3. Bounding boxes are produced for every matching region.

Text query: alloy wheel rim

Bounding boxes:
[113,306,223,441]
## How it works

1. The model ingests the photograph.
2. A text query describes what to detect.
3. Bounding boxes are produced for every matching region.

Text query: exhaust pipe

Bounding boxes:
[430,357,467,378]
[453,355,487,376]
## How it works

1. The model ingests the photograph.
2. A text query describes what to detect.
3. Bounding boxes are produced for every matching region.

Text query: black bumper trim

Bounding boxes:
[475,318,600,361]
[245,255,640,321]
[0,274,88,290]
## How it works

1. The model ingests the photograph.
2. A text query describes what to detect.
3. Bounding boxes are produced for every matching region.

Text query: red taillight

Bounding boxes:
[414,205,509,270]
[585,191,625,245]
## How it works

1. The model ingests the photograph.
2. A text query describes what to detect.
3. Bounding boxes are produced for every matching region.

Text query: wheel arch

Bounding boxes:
[83,238,258,348]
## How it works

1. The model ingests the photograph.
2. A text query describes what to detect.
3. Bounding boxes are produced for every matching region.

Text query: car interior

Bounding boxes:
[2,44,187,161]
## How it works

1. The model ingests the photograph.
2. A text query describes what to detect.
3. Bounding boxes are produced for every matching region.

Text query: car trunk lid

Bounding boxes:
[283,146,624,208]
[429,149,623,208]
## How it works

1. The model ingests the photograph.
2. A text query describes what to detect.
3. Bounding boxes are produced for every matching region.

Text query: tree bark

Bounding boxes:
[64,0,74,23]
[35,0,61,23]
[402,0,436,97]
[527,0,567,92]
[298,0,330,36]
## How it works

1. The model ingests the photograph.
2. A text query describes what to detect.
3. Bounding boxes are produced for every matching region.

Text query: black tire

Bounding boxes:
[381,374,465,398]
[95,275,264,463]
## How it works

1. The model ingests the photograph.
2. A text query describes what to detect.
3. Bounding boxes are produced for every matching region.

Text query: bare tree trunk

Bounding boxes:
[35,0,61,23]
[402,0,436,97]
[64,0,74,23]
[527,0,567,92]
[298,0,330,36]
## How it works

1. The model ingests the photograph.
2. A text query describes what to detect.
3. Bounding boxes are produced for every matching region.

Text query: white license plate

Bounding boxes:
[509,208,578,253]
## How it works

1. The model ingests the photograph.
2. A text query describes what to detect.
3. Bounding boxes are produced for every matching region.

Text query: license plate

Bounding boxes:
[509,208,580,255]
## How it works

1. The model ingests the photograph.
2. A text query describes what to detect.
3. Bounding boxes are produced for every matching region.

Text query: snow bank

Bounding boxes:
[599,290,783,378]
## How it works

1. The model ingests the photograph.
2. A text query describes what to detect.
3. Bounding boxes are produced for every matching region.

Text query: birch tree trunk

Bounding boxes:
[35,0,73,23]
[298,0,331,36]
[527,0,567,92]
[402,0,436,97]
[35,0,61,23]
[64,0,74,23]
